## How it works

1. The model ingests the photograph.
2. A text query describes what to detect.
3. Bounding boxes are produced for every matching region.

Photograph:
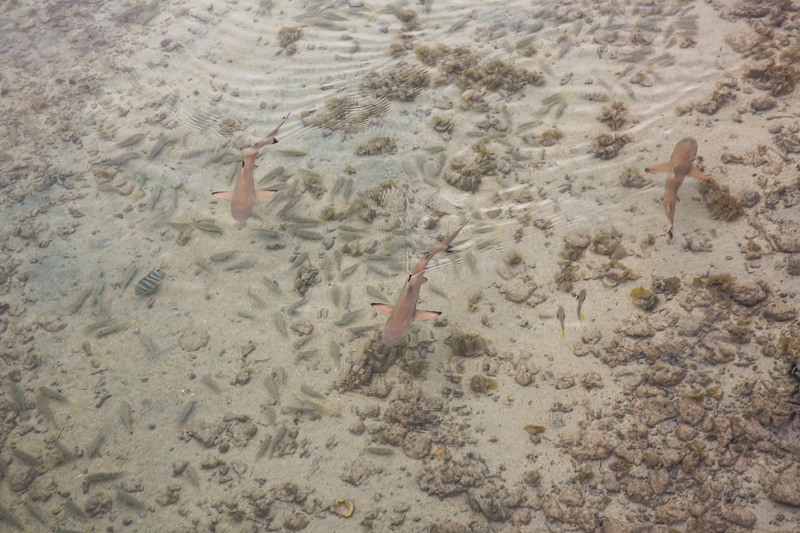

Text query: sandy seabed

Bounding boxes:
[2,0,800,532]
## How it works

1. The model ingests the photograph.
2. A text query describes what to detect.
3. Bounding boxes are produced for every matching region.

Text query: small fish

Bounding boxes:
[0,503,26,531]
[334,310,362,326]
[372,221,468,346]
[24,498,50,525]
[135,268,165,296]
[291,228,324,240]
[66,497,87,519]
[120,401,133,434]
[117,490,145,509]
[210,250,238,261]
[557,305,566,339]
[263,276,281,294]
[286,296,308,315]
[87,425,105,457]
[212,115,288,221]
[40,387,77,407]
[96,322,128,337]
[224,258,255,271]
[340,262,360,279]
[274,311,288,338]
[193,221,223,233]
[645,137,709,238]
[10,446,43,467]
[177,400,195,424]
[122,264,139,291]
[256,435,272,459]
[85,471,124,483]
[141,333,158,355]
[10,383,26,411]
[329,340,341,364]
[576,289,587,321]
[264,374,280,402]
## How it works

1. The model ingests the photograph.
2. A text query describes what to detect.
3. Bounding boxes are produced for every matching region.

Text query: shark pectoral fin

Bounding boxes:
[413,310,441,321]
[688,166,709,181]
[254,190,278,198]
[371,303,394,317]
[421,276,428,284]
[211,191,235,201]
[645,162,669,172]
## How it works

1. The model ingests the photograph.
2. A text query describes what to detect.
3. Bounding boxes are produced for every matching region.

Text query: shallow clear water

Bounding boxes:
[1,0,800,531]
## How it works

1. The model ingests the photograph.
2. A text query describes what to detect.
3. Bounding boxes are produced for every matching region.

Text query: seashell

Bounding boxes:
[333,499,354,517]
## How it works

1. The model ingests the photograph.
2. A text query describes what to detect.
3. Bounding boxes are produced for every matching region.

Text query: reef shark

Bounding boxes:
[645,137,709,239]
[212,114,288,221]
[372,220,468,346]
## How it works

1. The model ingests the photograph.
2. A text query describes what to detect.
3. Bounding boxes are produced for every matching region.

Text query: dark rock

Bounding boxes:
[283,512,310,530]
[7,466,38,492]
[188,420,219,448]
[722,505,756,527]
[730,282,766,306]
[85,491,113,516]
[645,362,686,387]
[341,460,381,487]
[762,303,796,321]
[677,398,705,426]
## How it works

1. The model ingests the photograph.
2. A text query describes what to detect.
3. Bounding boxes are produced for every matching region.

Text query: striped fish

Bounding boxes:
[135,268,165,296]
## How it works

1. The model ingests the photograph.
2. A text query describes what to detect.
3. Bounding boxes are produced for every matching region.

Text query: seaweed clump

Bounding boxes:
[294,265,320,296]
[469,375,498,393]
[555,263,582,292]
[652,276,681,295]
[692,272,734,297]
[301,96,388,135]
[444,331,488,357]
[592,229,627,259]
[414,43,544,92]
[630,286,658,311]
[745,60,798,97]
[444,140,498,193]
[620,167,650,188]
[278,27,303,51]
[591,133,632,159]
[355,136,398,156]
[539,127,564,147]
[697,177,744,221]
[361,63,430,102]
[350,180,403,222]
[596,101,628,130]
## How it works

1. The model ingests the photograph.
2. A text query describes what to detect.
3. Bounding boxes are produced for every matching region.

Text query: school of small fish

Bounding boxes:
[4,0,790,531]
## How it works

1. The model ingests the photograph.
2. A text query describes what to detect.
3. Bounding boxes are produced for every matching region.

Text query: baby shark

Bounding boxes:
[645,137,709,239]
[372,220,469,346]
[212,115,289,221]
